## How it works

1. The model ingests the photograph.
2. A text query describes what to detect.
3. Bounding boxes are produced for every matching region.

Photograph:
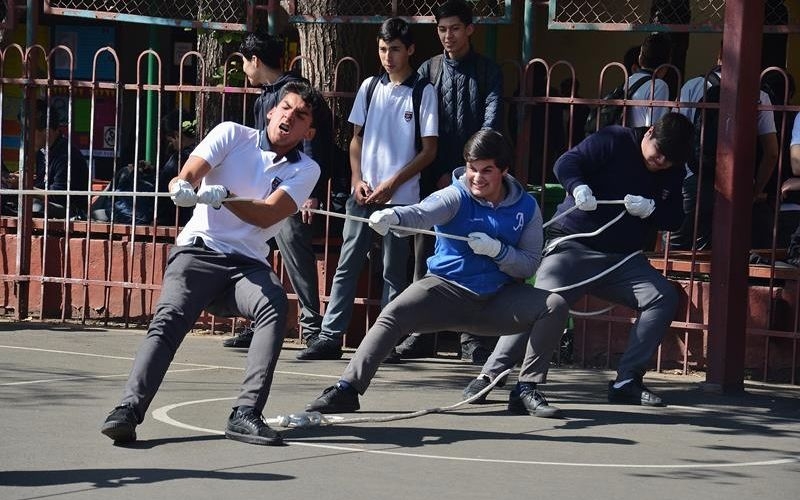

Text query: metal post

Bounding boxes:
[145,26,157,164]
[16,0,39,319]
[706,1,765,393]
[522,0,535,62]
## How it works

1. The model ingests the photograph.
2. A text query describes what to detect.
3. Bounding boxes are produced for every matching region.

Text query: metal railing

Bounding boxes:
[1,44,798,384]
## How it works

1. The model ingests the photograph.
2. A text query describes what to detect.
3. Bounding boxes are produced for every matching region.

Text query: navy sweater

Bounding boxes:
[550,126,684,253]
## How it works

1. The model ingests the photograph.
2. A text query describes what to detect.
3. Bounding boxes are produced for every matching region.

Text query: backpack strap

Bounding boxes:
[357,75,382,138]
[411,74,430,152]
[705,70,721,88]
[429,54,444,86]
[626,70,653,99]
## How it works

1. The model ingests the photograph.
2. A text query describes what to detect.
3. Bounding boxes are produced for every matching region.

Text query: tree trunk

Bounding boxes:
[295,1,369,147]
[196,32,224,137]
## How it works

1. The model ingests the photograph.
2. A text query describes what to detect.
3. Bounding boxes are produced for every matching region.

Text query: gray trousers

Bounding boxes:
[482,243,678,382]
[120,242,288,422]
[274,212,322,339]
[341,275,569,394]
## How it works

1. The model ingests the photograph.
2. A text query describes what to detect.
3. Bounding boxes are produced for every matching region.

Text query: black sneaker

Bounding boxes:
[508,387,562,418]
[382,348,403,364]
[296,339,343,360]
[223,326,254,348]
[462,373,508,403]
[225,406,284,446]
[306,384,360,414]
[101,403,138,443]
[463,375,492,403]
[395,334,435,359]
[607,379,665,407]
[302,333,319,346]
[461,340,492,366]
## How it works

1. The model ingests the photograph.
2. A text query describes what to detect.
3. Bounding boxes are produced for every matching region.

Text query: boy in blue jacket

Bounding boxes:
[306,130,570,418]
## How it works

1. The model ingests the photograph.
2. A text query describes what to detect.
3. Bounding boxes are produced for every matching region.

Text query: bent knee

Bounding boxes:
[547,293,570,316]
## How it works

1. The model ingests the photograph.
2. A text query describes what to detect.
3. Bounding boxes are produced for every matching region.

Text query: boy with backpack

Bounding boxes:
[296,17,438,360]
[669,49,778,250]
[585,34,673,137]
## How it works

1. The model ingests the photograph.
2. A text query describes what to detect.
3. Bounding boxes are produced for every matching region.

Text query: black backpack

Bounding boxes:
[584,72,652,136]
[358,73,430,151]
[688,71,723,179]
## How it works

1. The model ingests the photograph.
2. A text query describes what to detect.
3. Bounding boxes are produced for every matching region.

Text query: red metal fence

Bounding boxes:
[1,43,798,385]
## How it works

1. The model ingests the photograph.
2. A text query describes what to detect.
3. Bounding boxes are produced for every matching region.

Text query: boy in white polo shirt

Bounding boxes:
[101,81,324,447]
[297,17,438,360]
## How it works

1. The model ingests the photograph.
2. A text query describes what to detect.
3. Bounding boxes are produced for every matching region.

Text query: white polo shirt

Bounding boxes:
[677,70,776,136]
[177,122,320,263]
[791,112,800,146]
[625,72,670,128]
[349,73,438,205]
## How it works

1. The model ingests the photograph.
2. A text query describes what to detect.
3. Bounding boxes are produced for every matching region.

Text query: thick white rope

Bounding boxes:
[271,368,512,429]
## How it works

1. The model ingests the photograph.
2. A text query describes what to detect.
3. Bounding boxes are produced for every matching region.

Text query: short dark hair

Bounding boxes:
[435,0,473,25]
[639,33,672,70]
[463,129,514,172]
[623,45,640,74]
[378,17,414,48]
[277,80,326,129]
[239,31,284,70]
[650,112,694,166]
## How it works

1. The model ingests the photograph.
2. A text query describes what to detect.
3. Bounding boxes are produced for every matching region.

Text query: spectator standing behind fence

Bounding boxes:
[100,81,324,446]
[30,100,90,219]
[462,113,694,411]
[394,0,504,362]
[223,31,333,350]
[295,18,438,361]
[305,129,569,418]
[624,33,672,128]
[774,110,800,267]
[156,110,198,226]
[669,49,779,251]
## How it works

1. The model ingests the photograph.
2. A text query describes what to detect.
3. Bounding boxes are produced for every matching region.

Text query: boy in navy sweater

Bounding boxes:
[464,112,694,411]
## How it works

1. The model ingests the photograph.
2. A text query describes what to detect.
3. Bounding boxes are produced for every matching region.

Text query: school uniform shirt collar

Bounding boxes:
[258,129,301,163]
[378,72,422,88]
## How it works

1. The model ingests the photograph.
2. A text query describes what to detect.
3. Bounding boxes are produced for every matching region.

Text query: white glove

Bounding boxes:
[169,179,197,207]
[468,232,503,258]
[572,184,597,211]
[368,208,399,236]
[624,194,656,218]
[197,185,229,209]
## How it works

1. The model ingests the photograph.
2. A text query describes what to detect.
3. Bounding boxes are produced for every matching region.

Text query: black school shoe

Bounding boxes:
[101,403,138,443]
[607,379,665,407]
[394,334,436,359]
[296,339,343,360]
[508,386,562,418]
[223,326,254,348]
[225,406,284,446]
[306,384,360,414]
[461,339,492,365]
[462,374,508,403]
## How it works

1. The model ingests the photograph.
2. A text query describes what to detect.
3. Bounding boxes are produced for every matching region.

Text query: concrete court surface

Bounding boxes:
[1,322,798,500]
